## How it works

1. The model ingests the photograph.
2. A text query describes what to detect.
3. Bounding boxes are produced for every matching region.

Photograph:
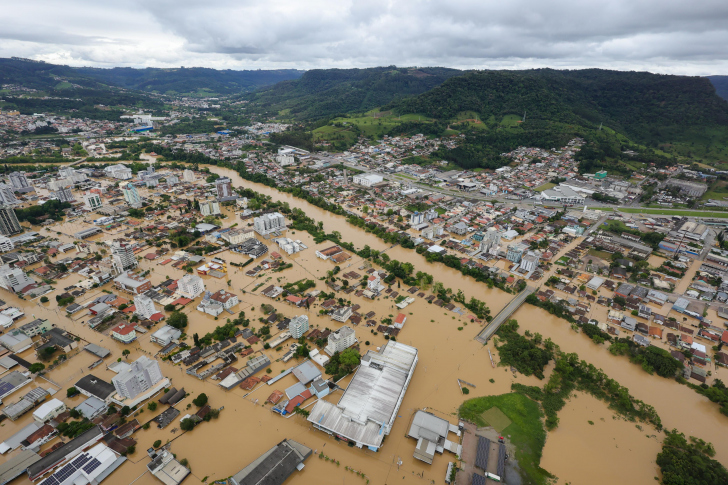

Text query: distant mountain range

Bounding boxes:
[0,57,303,95]
[708,76,728,101]
[2,57,727,167]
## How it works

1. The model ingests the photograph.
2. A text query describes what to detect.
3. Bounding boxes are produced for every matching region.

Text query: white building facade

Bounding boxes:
[112,356,164,400]
[289,315,309,339]
[83,193,102,211]
[253,212,285,236]
[134,294,157,320]
[177,274,205,299]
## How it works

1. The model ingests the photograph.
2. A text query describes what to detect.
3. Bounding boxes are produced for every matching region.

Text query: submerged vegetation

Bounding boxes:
[496,320,661,431]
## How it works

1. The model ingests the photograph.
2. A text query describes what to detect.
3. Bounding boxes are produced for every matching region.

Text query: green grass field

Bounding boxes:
[701,180,728,201]
[620,208,728,217]
[534,182,556,192]
[587,249,613,260]
[501,114,523,126]
[460,393,550,485]
[313,111,436,148]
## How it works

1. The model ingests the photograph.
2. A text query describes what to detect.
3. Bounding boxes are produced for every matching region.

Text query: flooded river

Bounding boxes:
[0,164,726,485]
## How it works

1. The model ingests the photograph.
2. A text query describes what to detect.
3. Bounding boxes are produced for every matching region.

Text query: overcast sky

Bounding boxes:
[2,0,728,75]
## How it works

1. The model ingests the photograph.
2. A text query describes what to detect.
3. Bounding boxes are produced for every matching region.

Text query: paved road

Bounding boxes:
[345,162,728,218]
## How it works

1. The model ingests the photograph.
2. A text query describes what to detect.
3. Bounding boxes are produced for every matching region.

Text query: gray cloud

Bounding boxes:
[1,0,727,74]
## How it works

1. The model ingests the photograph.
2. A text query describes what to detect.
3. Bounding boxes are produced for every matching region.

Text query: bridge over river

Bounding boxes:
[475,286,536,344]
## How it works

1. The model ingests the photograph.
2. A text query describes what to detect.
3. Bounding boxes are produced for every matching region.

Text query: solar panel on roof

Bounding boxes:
[475,437,490,470]
[0,382,14,394]
[497,443,507,477]
[83,459,101,474]
[472,473,487,485]
[71,455,88,467]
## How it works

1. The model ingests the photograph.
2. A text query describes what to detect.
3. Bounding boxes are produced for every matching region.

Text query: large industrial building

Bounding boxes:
[353,173,383,187]
[538,185,586,205]
[307,341,418,451]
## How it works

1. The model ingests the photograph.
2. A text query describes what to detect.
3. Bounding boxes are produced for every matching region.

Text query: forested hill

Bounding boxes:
[0,57,303,95]
[708,76,728,101]
[74,66,304,95]
[248,66,462,119]
[388,69,728,146]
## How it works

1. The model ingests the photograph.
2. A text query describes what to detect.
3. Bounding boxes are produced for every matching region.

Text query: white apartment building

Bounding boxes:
[111,241,138,272]
[289,315,309,339]
[367,274,385,293]
[200,200,221,217]
[479,227,501,253]
[0,183,18,206]
[353,173,383,187]
[134,294,157,320]
[0,236,14,252]
[519,251,540,272]
[166,174,179,185]
[177,274,205,299]
[121,183,142,208]
[0,265,35,292]
[111,356,164,400]
[83,192,102,211]
[325,326,356,356]
[253,212,285,236]
[183,169,195,182]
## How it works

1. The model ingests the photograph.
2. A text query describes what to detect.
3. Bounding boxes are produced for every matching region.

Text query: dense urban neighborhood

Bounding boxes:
[0,64,728,485]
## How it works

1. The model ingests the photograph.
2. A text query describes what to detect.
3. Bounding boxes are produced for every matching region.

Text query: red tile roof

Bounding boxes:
[111,323,136,336]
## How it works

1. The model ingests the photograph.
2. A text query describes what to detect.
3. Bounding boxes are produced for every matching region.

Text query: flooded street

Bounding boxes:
[0,164,726,485]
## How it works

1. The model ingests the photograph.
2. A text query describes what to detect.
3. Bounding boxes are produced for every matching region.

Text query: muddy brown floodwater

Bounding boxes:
[0,164,726,485]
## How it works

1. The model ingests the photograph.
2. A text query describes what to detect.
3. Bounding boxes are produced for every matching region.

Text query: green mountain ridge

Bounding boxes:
[0,57,303,95]
[388,69,728,145]
[247,66,462,119]
[372,69,728,169]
